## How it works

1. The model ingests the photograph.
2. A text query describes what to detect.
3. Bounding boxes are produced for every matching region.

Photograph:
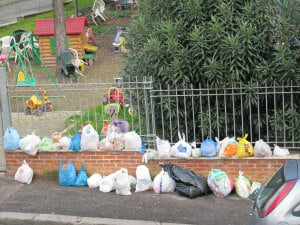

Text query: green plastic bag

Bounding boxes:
[38,137,53,151]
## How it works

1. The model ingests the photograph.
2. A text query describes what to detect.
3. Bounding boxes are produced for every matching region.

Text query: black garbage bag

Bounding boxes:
[161,164,210,198]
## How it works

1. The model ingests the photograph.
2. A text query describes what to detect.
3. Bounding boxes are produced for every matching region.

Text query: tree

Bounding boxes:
[124,0,299,88]
[53,0,67,77]
[123,0,300,141]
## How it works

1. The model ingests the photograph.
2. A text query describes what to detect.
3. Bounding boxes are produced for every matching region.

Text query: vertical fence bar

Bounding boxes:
[274,83,277,144]
[207,83,212,137]
[240,83,244,136]
[159,84,165,138]
[282,84,286,147]
[143,77,150,137]
[224,89,228,137]
[191,84,196,142]
[183,86,188,141]
[215,88,219,138]
[248,88,253,142]
[290,82,295,148]
[199,83,204,141]
[265,83,269,143]
[176,86,180,141]
[257,82,261,139]
[231,86,236,137]
[167,84,173,142]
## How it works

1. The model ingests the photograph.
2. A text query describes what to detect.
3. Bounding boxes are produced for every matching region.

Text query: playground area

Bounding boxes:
[4,16,132,85]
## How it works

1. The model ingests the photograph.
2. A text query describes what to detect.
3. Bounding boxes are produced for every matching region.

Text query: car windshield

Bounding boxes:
[256,166,285,211]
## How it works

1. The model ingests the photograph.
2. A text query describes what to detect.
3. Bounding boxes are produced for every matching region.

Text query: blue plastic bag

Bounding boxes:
[200,136,217,158]
[59,161,76,186]
[3,126,20,150]
[70,131,81,152]
[75,165,88,186]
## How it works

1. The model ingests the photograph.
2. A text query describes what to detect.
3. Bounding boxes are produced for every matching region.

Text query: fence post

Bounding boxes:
[0,67,12,129]
[0,67,11,172]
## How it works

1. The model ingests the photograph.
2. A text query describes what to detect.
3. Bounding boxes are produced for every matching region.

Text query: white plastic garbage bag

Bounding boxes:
[254,139,272,157]
[87,173,102,188]
[171,132,192,158]
[235,171,251,198]
[273,144,290,156]
[153,169,175,193]
[59,136,71,150]
[124,131,142,150]
[81,124,99,150]
[114,168,131,195]
[217,137,230,157]
[156,136,171,158]
[99,169,123,192]
[14,160,33,184]
[99,175,115,192]
[19,132,41,156]
[135,165,152,192]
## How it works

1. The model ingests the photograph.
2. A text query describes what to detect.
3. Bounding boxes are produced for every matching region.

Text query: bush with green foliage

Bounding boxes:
[122,0,300,142]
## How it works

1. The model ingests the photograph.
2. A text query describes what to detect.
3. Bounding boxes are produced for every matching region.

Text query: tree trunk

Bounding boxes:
[52,0,67,78]
[74,0,79,17]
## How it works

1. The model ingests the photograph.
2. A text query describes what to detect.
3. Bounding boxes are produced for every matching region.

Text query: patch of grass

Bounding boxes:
[92,25,122,35]
[63,104,141,136]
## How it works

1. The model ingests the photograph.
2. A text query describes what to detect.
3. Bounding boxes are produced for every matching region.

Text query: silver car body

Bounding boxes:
[248,159,300,225]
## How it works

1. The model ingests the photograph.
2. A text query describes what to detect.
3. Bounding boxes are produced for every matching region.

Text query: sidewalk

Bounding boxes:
[0,174,253,225]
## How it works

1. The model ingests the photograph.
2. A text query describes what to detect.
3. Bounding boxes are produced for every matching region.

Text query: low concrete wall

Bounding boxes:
[5,150,299,183]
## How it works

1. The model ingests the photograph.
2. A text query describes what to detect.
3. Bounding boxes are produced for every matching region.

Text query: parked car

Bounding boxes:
[248,159,300,225]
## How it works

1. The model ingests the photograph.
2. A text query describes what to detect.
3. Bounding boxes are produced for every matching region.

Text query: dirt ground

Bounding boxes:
[82,16,132,82]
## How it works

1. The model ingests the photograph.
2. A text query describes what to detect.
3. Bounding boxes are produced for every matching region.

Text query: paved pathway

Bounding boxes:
[0,0,72,27]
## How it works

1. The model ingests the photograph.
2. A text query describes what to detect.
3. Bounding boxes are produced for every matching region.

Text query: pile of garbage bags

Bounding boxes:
[3,125,291,158]
[14,161,262,200]
[3,122,143,155]
[143,132,290,161]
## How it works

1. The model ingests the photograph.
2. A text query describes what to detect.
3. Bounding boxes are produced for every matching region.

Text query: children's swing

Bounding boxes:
[5,33,64,96]
[4,32,64,115]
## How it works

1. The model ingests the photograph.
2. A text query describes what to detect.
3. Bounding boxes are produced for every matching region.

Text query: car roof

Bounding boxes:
[284,159,300,180]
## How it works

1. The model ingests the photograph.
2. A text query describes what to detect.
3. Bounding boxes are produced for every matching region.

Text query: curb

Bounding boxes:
[0,212,191,225]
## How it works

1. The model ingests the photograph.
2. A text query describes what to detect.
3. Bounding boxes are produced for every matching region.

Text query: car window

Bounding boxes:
[256,166,285,211]
[292,204,300,217]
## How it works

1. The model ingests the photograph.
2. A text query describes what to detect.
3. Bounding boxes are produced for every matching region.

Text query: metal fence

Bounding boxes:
[6,77,154,142]
[151,83,300,149]
[2,76,300,152]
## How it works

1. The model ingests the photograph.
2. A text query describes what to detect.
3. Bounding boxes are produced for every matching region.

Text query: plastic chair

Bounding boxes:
[92,0,108,25]
[68,48,86,77]
[0,36,14,55]
[58,51,78,82]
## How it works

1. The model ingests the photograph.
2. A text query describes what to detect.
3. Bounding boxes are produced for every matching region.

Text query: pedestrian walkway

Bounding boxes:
[0,174,253,225]
[0,0,73,27]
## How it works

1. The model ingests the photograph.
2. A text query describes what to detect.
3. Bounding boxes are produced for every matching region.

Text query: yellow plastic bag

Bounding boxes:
[237,134,254,158]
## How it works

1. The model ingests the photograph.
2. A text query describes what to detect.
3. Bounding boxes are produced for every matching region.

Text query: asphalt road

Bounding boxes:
[0,175,253,225]
[0,0,65,27]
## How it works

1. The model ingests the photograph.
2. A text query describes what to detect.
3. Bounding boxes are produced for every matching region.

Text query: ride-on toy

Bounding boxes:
[102,86,125,107]
[25,90,52,116]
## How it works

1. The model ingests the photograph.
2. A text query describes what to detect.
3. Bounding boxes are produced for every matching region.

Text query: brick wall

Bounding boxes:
[5,150,298,184]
